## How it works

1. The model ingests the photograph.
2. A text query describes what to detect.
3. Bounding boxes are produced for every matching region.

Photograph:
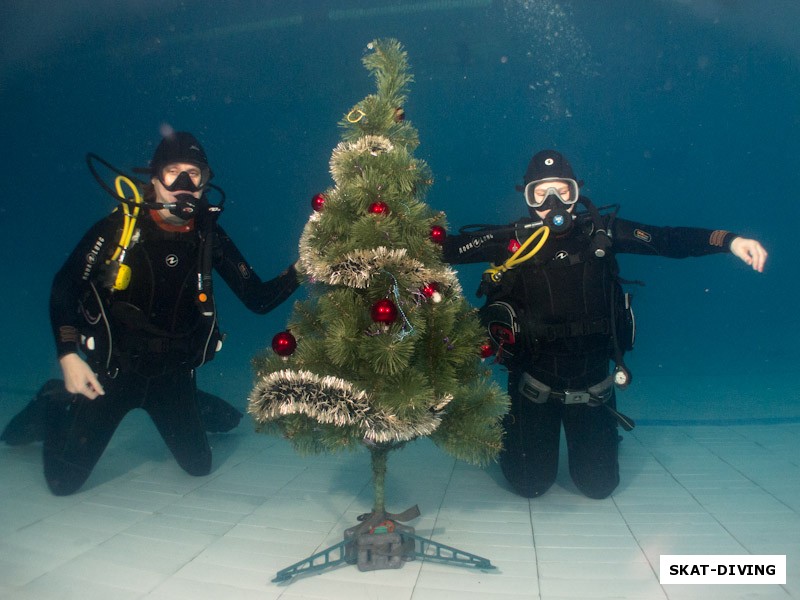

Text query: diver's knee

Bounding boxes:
[500,459,556,498]
[573,475,619,499]
[509,478,555,498]
[44,467,88,496]
[180,452,212,477]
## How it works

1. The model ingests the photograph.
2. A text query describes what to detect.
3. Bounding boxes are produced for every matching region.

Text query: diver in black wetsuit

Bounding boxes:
[1,132,299,495]
[442,150,767,499]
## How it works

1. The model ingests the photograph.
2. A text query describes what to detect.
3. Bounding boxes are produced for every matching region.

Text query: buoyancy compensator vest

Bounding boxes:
[477,201,636,386]
[78,153,227,376]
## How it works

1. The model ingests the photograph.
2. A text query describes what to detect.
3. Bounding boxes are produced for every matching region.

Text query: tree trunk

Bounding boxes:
[370,445,389,515]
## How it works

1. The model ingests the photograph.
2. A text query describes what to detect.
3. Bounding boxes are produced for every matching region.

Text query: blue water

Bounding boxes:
[1,0,798,418]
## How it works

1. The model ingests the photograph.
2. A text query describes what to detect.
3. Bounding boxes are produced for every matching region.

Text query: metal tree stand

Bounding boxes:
[272,506,496,583]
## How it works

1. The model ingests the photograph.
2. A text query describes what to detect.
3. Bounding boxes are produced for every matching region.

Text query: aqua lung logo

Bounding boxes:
[555,250,569,260]
[82,236,105,280]
[458,233,494,255]
[165,254,179,267]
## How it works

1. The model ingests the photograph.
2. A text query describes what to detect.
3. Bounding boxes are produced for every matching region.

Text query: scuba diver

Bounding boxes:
[442,149,767,499]
[1,131,299,496]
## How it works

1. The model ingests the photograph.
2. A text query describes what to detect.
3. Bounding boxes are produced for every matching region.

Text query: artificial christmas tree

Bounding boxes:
[248,39,508,582]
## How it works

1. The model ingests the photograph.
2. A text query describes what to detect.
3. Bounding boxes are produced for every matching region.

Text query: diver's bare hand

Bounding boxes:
[59,353,105,399]
[730,237,768,273]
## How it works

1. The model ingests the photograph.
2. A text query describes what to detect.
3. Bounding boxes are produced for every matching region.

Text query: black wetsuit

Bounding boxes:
[443,210,737,499]
[35,209,297,495]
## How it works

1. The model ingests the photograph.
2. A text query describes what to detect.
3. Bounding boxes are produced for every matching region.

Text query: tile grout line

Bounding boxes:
[610,492,670,600]
[528,497,544,599]
[408,455,458,599]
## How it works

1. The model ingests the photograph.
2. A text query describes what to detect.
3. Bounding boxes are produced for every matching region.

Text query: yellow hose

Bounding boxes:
[483,225,550,283]
[109,176,142,262]
[105,176,143,291]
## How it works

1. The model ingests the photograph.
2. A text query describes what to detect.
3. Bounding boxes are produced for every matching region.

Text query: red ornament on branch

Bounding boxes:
[421,282,442,303]
[480,343,494,359]
[370,298,398,324]
[311,193,326,212]
[430,225,446,245]
[368,201,389,215]
[272,331,297,357]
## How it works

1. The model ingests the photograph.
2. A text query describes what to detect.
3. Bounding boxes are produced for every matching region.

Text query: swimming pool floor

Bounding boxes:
[1,406,798,599]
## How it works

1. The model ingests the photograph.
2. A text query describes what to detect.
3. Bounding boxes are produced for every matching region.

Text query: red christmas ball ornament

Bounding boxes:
[421,282,442,303]
[508,239,522,253]
[370,298,398,324]
[480,343,494,359]
[430,225,447,245]
[368,201,389,215]
[311,193,326,212]
[271,331,297,357]
[421,283,438,298]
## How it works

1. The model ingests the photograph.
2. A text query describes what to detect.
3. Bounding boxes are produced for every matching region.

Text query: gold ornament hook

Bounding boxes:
[346,108,366,123]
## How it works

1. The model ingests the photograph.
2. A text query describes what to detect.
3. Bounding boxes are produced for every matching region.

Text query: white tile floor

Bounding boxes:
[1,397,798,599]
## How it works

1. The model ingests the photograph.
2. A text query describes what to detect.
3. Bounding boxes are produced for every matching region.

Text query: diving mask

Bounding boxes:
[156,168,207,219]
[159,165,210,193]
[524,177,579,209]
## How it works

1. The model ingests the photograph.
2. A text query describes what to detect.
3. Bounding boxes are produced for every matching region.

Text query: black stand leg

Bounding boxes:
[272,510,495,584]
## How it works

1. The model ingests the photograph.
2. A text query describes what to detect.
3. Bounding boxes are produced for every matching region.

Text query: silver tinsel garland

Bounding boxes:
[248,369,445,444]
[298,232,463,295]
[330,135,395,181]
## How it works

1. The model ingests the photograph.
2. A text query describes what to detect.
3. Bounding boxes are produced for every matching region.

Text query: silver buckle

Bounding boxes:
[563,390,590,404]
[518,373,551,404]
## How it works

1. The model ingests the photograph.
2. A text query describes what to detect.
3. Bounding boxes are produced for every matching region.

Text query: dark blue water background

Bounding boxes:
[1,0,797,420]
